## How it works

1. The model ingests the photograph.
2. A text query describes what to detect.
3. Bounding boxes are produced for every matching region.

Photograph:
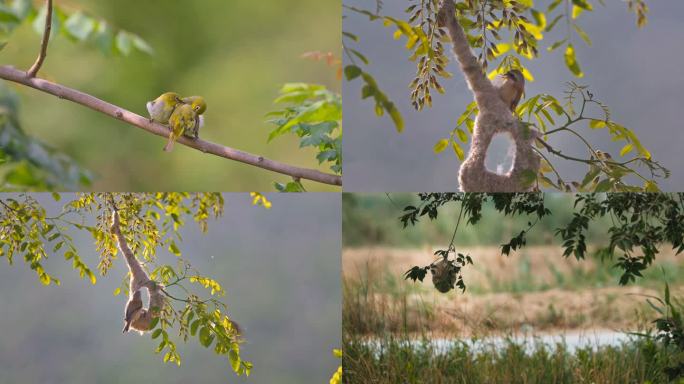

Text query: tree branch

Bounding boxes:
[27,0,53,78]
[437,0,502,112]
[0,65,342,186]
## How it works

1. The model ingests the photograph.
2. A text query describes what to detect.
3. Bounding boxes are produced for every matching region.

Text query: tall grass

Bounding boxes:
[343,265,438,335]
[343,261,684,383]
[343,335,684,384]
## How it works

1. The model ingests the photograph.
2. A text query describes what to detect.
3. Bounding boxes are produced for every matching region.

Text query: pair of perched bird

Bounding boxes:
[146,92,207,152]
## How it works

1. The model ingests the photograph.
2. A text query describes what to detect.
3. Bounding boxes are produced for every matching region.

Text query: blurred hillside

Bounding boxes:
[0,193,341,384]
[1,0,340,191]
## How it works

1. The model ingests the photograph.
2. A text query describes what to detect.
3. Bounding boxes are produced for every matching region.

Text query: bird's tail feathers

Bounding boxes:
[163,136,175,152]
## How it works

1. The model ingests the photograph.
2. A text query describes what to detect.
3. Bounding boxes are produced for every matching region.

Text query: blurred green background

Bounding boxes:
[1,0,340,191]
[0,193,341,383]
[343,193,613,248]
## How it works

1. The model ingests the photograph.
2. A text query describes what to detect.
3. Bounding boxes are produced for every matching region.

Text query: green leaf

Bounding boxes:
[156,340,167,353]
[564,44,584,78]
[0,4,20,23]
[387,104,404,133]
[547,38,567,52]
[548,0,563,12]
[344,65,362,81]
[168,241,181,257]
[519,170,537,188]
[573,24,592,46]
[229,349,241,372]
[274,181,306,193]
[455,128,468,143]
[64,12,95,41]
[151,329,163,339]
[39,272,50,285]
[149,317,160,330]
[433,139,449,154]
[93,21,114,55]
[589,119,606,129]
[572,5,585,19]
[190,320,201,336]
[199,326,213,348]
[131,34,154,55]
[595,178,613,192]
[115,31,132,56]
[572,0,593,11]
[342,31,358,41]
[545,14,564,32]
[349,49,369,65]
[10,0,33,20]
[530,9,546,29]
[452,142,465,161]
[619,144,633,157]
[644,181,659,192]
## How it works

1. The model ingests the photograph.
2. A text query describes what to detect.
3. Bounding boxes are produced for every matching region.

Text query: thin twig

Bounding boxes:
[535,137,652,183]
[27,0,53,78]
[447,198,465,253]
[160,287,211,304]
[0,66,341,186]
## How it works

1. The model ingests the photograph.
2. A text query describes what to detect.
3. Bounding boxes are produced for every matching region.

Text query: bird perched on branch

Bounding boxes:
[180,96,206,139]
[494,69,525,113]
[146,92,182,124]
[163,96,207,152]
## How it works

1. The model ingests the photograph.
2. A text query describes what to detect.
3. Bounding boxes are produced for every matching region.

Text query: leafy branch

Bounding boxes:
[0,193,254,376]
[0,1,341,188]
[438,82,669,191]
[349,0,648,107]
[266,80,342,192]
[400,193,684,291]
[342,8,405,132]
[0,0,154,57]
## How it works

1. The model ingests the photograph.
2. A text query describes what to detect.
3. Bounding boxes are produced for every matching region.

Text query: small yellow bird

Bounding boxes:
[181,96,207,139]
[163,97,206,152]
[146,92,182,124]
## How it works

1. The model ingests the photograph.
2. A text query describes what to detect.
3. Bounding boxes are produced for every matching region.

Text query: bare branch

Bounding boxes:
[27,0,53,78]
[0,65,342,186]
